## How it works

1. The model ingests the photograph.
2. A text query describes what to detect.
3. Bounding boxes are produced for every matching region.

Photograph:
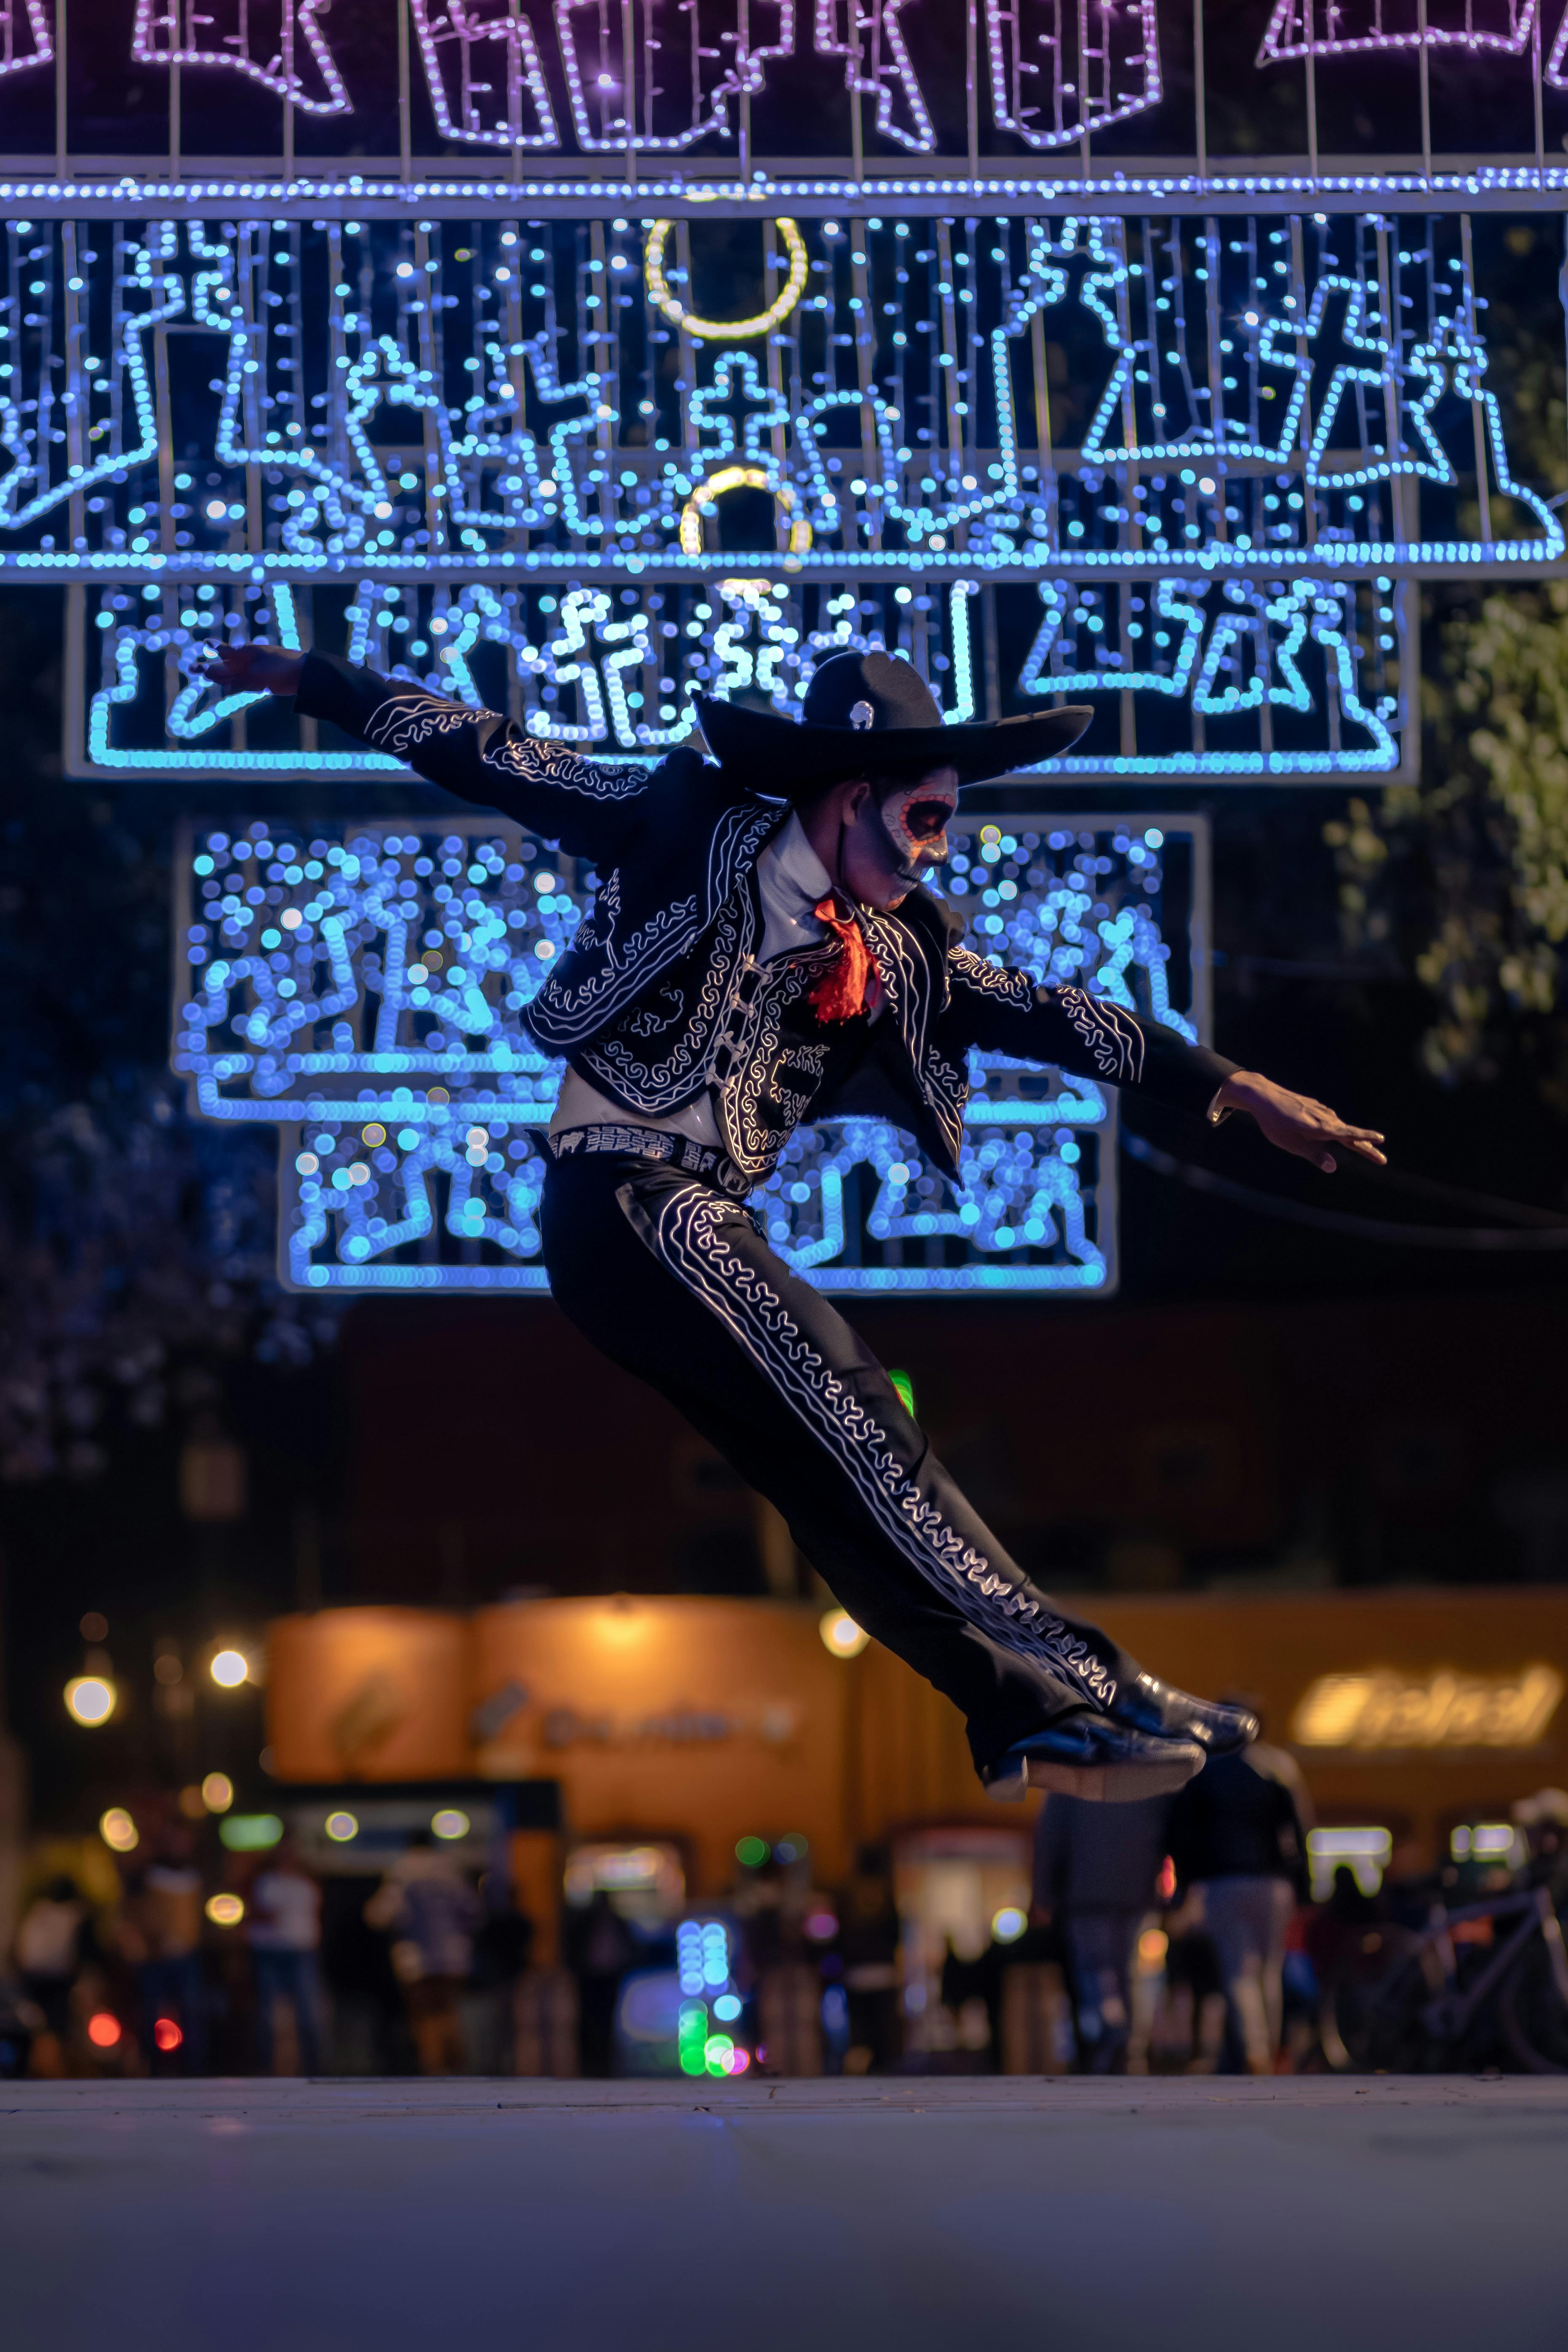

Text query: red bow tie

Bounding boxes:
[809,894,882,1022]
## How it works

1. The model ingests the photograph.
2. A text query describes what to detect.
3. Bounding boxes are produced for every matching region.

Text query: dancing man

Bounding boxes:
[211,640,1385,1801]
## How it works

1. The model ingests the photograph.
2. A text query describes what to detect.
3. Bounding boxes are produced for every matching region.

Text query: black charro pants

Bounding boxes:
[541,1152,1143,1781]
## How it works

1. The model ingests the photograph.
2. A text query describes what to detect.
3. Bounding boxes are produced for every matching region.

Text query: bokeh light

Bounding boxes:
[153,2017,184,2053]
[220,1814,283,1852]
[820,1608,869,1658]
[324,1811,359,1843]
[65,1675,116,1726]
[205,1894,245,1927]
[86,2013,121,2050]
[992,1906,1027,1943]
[201,1772,235,1812]
[210,1648,249,1688]
[734,1835,769,1869]
[1138,1928,1170,1967]
[431,1808,470,1841]
[99,1806,138,1853]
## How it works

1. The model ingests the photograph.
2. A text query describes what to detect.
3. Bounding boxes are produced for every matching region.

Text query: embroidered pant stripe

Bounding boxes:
[639,1180,1116,1707]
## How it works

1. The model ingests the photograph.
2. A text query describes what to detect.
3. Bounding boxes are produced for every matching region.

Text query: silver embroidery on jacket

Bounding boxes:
[1059,985,1145,1084]
[364,690,650,801]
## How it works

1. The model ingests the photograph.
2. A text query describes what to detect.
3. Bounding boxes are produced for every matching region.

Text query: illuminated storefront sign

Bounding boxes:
[1291,1665,1565,1750]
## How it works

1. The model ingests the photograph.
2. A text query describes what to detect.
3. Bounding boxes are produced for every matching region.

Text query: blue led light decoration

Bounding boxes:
[76,562,1409,781]
[172,811,1208,1296]
[4,210,1557,601]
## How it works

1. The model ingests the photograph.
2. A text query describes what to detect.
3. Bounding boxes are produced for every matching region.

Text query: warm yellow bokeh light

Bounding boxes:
[210,1649,249,1688]
[67,1675,117,1726]
[431,1808,470,1841]
[820,1607,869,1659]
[201,1772,235,1812]
[206,1893,245,1927]
[324,1811,359,1843]
[99,1806,138,1852]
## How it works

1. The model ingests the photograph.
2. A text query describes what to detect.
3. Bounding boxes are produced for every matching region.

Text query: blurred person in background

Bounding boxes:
[1513,1789,1568,1905]
[247,1833,323,2076]
[118,1821,207,2072]
[1033,1791,1172,2073]
[13,1874,89,2072]
[564,1887,636,2079]
[1166,1712,1310,2075]
[467,1874,535,2075]
[365,1831,482,2076]
[837,1847,902,2074]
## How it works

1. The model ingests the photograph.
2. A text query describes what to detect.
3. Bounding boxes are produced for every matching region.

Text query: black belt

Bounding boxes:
[546,1123,754,1199]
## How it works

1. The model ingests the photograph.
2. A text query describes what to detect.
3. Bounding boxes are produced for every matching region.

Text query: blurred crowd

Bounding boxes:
[4,1733,1565,2081]
[0,1812,535,2081]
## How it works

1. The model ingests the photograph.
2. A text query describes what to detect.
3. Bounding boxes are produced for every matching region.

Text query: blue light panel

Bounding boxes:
[172,812,1207,1297]
[7,211,1553,594]
[75,568,1411,782]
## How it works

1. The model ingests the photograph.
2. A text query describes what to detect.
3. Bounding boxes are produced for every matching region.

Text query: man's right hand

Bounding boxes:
[204,642,306,697]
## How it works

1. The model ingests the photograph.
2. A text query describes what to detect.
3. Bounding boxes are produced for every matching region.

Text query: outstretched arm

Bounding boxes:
[206,643,673,864]
[945,946,1385,1172]
[1205,1069,1385,1173]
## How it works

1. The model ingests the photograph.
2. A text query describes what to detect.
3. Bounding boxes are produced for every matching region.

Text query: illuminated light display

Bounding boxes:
[172,811,1207,1296]
[78,570,1409,782]
[5,2,1568,176]
[0,212,1549,625]
[1257,0,1537,64]
[0,2,48,78]
[411,0,558,150]
[678,467,813,555]
[815,0,935,152]
[986,0,1162,150]
[1291,1665,1565,1749]
[131,0,350,113]
[643,215,809,340]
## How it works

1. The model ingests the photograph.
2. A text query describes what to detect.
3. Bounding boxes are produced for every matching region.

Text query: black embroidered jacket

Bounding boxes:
[298,655,1238,1184]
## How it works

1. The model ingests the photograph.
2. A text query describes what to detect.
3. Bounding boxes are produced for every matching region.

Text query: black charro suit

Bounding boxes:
[298,654,1244,1785]
[299,655,1235,1182]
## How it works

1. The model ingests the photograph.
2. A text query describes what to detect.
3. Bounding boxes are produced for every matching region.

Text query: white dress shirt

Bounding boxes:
[549,809,834,1147]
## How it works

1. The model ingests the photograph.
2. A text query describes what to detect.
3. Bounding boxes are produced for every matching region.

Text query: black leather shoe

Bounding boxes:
[982,1713,1206,1805]
[1111,1673,1259,1757]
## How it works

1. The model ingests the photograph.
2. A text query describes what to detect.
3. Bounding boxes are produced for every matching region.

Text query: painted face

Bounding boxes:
[877,768,958,883]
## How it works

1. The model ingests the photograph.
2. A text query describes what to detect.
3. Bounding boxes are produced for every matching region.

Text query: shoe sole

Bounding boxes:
[986,1744,1206,1805]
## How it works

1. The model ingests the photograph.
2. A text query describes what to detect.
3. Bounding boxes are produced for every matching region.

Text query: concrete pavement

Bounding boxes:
[2,2075,1565,2351]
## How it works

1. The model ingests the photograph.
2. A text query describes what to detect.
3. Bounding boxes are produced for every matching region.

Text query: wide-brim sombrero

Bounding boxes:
[694,646,1091,798]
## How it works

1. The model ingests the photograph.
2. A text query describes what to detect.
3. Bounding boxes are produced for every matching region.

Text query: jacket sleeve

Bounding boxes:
[943,941,1238,1121]
[294,651,669,863]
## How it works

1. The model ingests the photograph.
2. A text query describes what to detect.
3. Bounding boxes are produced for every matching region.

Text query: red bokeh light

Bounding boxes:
[153,2016,184,2053]
[87,2012,122,2050]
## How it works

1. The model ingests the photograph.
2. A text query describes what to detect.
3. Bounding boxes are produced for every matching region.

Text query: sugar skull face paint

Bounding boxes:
[878,766,958,883]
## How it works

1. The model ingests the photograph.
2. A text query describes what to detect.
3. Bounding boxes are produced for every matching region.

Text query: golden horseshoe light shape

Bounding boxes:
[645,218,810,341]
[678,468,813,557]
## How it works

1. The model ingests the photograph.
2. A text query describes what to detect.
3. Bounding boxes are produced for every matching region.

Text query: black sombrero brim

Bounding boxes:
[695,694,1094,793]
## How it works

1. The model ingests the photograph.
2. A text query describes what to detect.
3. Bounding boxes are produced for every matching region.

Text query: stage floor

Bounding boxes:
[3,2076,1565,2351]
